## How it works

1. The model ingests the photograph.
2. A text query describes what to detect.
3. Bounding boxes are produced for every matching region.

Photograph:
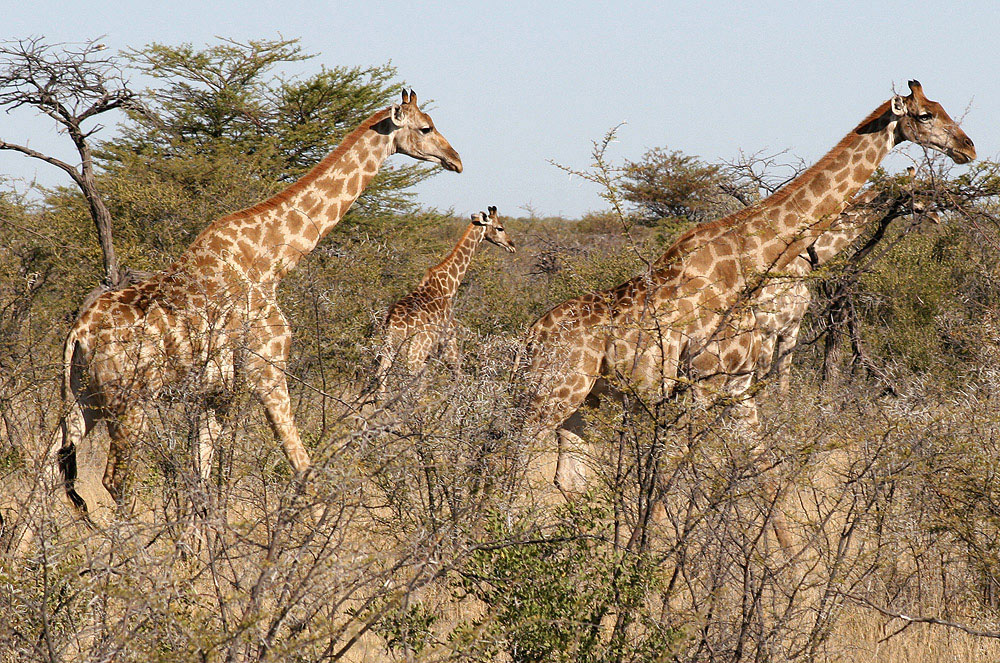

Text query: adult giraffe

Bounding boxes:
[50,90,463,515]
[523,81,974,493]
[372,206,515,397]
[755,179,936,393]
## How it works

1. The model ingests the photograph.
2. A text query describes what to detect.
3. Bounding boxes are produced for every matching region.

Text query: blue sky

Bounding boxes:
[4,0,997,218]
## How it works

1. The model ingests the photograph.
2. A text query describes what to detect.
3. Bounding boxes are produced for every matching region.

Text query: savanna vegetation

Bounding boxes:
[3,37,1000,662]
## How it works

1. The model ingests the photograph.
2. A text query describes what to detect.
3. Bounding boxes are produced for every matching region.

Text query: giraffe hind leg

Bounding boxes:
[103,407,148,512]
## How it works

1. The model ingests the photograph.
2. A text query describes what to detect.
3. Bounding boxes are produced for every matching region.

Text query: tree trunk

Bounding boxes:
[821,282,848,382]
[73,130,121,287]
[83,178,121,287]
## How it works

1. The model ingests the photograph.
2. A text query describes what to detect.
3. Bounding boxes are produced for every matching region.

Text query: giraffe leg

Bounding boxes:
[774,322,802,396]
[254,367,311,474]
[756,332,777,384]
[243,305,311,473]
[525,367,600,501]
[554,428,590,497]
[520,297,609,503]
[254,366,330,523]
[368,344,395,404]
[405,332,433,376]
[189,407,223,552]
[691,328,795,553]
[104,406,149,513]
[196,408,221,484]
[441,332,461,376]
[732,392,796,553]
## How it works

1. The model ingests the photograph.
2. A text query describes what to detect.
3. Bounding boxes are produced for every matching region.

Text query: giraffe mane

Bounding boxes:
[662,100,893,253]
[216,107,394,223]
[420,223,478,284]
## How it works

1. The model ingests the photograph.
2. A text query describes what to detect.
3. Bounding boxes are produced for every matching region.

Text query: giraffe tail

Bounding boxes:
[45,327,90,516]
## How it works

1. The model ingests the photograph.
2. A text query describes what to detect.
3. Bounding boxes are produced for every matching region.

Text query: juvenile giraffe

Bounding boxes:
[373,206,515,395]
[523,81,974,494]
[755,179,936,393]
[49,90,463,515]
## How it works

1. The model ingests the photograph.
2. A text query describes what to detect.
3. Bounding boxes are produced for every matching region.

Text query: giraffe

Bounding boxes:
[48,90,463,516]
[755,178,936,393]
[521,81,974,495]
[372,206,515,396]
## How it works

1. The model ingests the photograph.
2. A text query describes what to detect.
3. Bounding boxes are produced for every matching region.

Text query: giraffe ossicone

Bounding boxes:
[49,89,463,517]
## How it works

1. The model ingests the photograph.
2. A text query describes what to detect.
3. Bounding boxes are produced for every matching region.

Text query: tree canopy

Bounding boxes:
[621,147,744,227]
[97,37,433,250]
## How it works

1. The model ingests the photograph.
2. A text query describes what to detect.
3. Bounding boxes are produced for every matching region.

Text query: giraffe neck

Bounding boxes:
[749,102,899,270]
[420,223,485,300]
[808,191,882,265]
[657,101,899,275]
[180,109,396,285]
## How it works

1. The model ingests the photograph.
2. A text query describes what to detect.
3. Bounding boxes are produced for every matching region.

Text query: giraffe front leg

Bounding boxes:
[554,428,590,497]
[189,407,223,551]
[441,331,461,376]
[371,345,396,403]
[756,332,777,384]
[253,366,331,524]
[255,368,311,474]
[245,305,311,474]
[197,408,222,483]
[774,322,803,396]
[524,370,600,504]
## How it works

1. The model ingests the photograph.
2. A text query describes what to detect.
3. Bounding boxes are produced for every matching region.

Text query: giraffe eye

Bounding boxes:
[420,126,433,134]
[917,112,933,122]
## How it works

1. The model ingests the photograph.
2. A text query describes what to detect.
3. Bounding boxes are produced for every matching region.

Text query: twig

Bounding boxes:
[842,591,1000,639]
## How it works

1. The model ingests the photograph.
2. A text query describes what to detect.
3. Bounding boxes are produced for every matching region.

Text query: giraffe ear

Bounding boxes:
[407,89,418,107]
[391,103,405,126]
[472,212,487,225]
[890,95,906,116]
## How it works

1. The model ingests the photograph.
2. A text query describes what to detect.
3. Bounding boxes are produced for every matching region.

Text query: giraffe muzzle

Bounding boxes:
[441,152,463,173]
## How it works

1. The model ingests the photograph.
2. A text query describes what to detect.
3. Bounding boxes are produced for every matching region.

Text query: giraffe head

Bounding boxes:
[390,89,464,172]
[473,206,516,253]
[891,80,976,164]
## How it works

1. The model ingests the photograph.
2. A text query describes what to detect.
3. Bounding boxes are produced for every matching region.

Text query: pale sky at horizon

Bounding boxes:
[4,0,998,219]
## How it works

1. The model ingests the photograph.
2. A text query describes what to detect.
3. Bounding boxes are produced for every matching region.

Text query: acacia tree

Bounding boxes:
[811,162,1000,386]
[0,37,138,287]
[99,37,432,230]
[621,147,744,227]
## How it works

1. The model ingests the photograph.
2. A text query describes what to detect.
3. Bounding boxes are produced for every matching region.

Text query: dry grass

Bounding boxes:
[4,199,1000,660]
[826,609,1000,662]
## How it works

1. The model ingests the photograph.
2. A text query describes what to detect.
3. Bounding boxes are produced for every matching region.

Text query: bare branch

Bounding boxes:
[0,36,135,286]
[0,139,82,186]
[843,592,1000,640]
